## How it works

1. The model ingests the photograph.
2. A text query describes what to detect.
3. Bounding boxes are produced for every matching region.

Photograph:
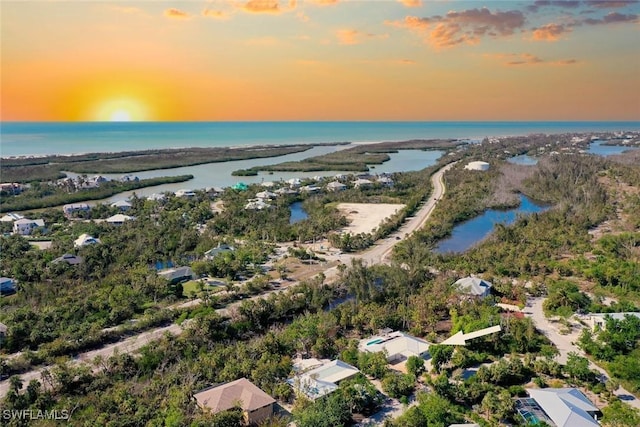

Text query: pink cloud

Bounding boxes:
[531,23,571,41]
[336,29,387,45]
[397,0,422,8]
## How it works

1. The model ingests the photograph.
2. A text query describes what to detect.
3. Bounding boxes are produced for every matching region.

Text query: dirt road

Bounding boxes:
[525,297,640,409]
[0,162,456,399]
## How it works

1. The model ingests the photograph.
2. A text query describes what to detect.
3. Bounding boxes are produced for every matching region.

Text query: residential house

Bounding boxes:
[353,178,373,189]
[245,200,270,210]
[158,266,195,284]
[288,359,360,400]
[0,322,7,346]
[301,185,321,194]
[516,388,600,427]
[326,181,346,192]
[105,214,134,225]
[175,189,196,198]
[0,277,17,296]
[377,176,394,187]
[52,253,84,266]
[0,213,25,222]
[111,200,132,211]
[464,161,490,171]
[255,191,277,200]
[286,178,301,188]
[13,218,45,235]
[63,203,91,216]
[0,183,23,195]
[358,330,431,364]
[275,187,298,196]
[453,277,492,298]
[194,378,275,425]
[232,183,249,191]
[584,312,640,331]
[204,244,235,260]
[74,233,101,248]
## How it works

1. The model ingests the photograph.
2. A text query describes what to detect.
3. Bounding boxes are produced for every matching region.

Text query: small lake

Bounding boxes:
[289,202,309,224]
[433,195,548,254]
[507,154,538,165]
[587,140,639,156]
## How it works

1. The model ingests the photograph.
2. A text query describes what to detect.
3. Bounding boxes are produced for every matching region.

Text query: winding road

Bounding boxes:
[0,162,456,399]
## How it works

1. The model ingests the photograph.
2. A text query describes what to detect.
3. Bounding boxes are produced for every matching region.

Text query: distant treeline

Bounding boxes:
[232,139,460,175]
[0,175,193,212]
[1,144,349,182]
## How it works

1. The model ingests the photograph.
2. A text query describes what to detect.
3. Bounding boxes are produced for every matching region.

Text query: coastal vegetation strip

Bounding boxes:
[0,175,193,212]
[1,144,347,182]
[232,139,459,174]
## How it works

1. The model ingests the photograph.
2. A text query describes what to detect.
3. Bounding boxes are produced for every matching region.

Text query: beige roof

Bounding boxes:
[194,378,275,414]
[0,322,7,334]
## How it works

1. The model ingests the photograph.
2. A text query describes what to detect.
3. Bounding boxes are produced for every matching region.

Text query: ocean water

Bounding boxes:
[2,121,639,157]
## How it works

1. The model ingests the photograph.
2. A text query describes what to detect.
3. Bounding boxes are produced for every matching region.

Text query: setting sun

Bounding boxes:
[93,98,148,122]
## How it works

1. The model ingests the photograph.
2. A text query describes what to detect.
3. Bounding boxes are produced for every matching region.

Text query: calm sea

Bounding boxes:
[2,121,639,157]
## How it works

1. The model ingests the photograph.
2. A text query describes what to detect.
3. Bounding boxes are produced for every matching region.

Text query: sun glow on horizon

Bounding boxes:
[93,98,149,122]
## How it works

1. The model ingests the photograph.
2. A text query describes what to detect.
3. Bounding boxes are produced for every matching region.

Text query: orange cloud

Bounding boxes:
[531,23,571,41]
[387,7,526,48]
[164,8,189,19]
[308,0,339,5]
[397,0,422,7]
[486,53,580,66]
[202,8,230,19]
[336,29,387,45]
[240,0,286,13]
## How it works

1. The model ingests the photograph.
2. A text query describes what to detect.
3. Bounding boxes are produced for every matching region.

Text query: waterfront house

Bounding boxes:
[106,214,135,225]
[377,176,394,187]
[300,185,321,194]
[358,330,431,364]
[175,189,196,198]
[516,388,600,427]
[13,218,45,235]
[453,277,492,298]
[63,203,91,216]
[0,277,17,296]
[111,200,132,211]
[232,183,249,191]
[194,378,275,425]
[245,200,270,210]
[288,359,360,400]
[0,183,23,195]
[255,191,277,200]
[74,233,101,248]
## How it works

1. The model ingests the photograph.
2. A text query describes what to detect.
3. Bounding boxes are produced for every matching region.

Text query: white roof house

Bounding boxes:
[464,161,490,171]
[358,331,431,363]
[377,176,394,187]
[13,218,45,235]
[354,178,373,189]
[453,277,492,298]
[204,244,235,259]
[0,213,25,222]
[175,189,196,198]
[245,200,270,210]
[158,266,195,283]
[106,214,135,225]
[255,191,277,200]
[584,312,640,331]
[74,233,101,248]
[326,181,347,192]
[523,388,600,427]
[111,200,132,211]
[288,359,360,400]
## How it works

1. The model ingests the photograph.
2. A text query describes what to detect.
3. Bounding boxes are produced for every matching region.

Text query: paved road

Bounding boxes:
[526,297,640,409]
[0,162,456,399]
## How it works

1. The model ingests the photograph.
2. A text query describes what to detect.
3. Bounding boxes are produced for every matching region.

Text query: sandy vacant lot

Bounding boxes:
[337,203,405,235]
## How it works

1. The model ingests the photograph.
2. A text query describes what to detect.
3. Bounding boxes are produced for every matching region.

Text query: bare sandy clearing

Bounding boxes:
[336,203,405,235]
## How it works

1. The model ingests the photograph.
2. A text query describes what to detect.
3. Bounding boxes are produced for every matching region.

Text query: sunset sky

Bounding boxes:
[2,0,639,121]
